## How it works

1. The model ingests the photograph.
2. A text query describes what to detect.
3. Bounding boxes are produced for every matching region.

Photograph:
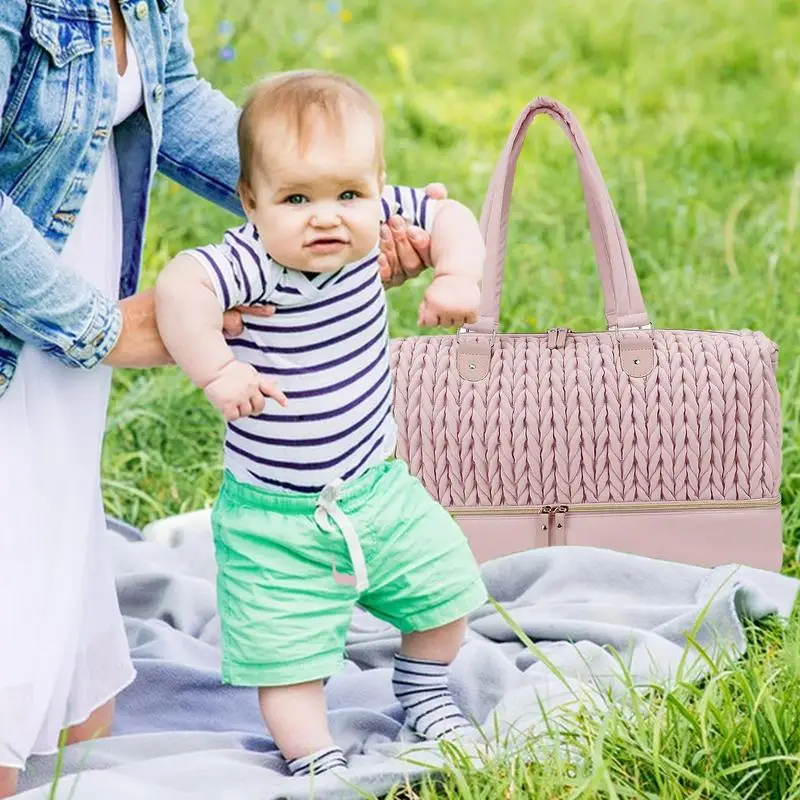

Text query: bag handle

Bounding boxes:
[470,97,651,332]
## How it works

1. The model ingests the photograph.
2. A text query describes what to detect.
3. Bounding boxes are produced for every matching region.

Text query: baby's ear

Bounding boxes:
[238,180,257,217]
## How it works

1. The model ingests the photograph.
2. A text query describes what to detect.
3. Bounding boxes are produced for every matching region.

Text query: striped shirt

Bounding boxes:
[188,185,438,494]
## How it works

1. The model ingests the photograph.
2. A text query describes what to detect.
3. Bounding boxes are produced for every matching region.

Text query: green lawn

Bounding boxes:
[103,0,800,796]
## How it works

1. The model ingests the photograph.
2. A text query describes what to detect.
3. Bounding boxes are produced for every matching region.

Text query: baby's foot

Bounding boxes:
[392,654,476,740]
[287,746,347,777]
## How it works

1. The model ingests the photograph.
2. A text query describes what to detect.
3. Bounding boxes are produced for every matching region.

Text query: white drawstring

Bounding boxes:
[314,479,368,592]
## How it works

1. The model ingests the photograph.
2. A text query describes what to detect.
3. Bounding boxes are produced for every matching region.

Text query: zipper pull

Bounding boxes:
[551,505,569,546]
[546,328,571,349]
[538,505,553,547]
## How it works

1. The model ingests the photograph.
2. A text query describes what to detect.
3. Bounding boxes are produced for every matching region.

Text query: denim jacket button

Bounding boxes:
[153,83,164,101]
[134,1,149,20]
[0,376,7,386]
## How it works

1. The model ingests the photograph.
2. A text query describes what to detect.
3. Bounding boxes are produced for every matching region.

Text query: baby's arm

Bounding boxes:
[418,200,485,327]
[155,254,287,421]
[381,186,484,328]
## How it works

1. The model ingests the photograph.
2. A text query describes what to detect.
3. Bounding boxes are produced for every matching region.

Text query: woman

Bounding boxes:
[0,1,441,794]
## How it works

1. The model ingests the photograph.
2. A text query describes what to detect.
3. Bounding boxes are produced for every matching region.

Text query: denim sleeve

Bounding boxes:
[157,0,244,218]
[0,3,122,369]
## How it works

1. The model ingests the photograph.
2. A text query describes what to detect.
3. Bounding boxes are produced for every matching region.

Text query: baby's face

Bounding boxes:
[243,113,383,273]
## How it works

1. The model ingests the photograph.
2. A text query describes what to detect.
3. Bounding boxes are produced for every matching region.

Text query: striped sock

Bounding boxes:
[287,746,347,777]
[392,654,474,740]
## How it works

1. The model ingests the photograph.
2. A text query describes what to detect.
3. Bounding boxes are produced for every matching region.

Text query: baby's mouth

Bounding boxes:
[306,237,348,252]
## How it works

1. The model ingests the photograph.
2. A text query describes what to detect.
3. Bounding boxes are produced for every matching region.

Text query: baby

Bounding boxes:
[155,70,487,777]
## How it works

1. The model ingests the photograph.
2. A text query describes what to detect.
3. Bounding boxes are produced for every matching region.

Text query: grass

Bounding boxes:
[380,614,800,800]
[100,0,800,797]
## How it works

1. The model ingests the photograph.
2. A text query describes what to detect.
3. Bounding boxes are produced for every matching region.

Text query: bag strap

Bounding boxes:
[470,97,651,332]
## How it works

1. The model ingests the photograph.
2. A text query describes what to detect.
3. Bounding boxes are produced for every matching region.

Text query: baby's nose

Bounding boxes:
[310,205,341,227]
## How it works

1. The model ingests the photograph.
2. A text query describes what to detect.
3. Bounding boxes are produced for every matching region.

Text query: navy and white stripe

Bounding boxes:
[187,185,438,494]
[391,654,474,740]
[287,746,347,776]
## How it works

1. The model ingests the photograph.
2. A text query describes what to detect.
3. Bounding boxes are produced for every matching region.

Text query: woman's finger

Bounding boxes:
[222,309,244,337]
[234,304,275,317]
[406,226,433,268]
[378,224,400,285]
[387,216,423,279]
[378,253,392,285]
[223,305,277,337]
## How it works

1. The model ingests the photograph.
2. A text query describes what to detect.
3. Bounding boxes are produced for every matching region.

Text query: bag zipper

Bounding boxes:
[452,497,779,547]
[450,498,778,516]
[454,497,779,548]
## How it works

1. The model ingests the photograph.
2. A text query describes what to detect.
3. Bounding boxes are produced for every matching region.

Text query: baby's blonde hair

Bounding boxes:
[237,70,385,189]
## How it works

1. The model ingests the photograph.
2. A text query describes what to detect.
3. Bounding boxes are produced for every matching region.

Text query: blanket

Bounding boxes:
[16,517,799,799]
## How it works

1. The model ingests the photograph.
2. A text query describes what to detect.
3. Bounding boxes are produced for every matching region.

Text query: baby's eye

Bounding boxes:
[283,194,308,205]
[339,190,360,201]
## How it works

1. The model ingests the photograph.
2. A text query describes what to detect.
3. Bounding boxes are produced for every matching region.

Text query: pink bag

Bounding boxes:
[390,97,783,571]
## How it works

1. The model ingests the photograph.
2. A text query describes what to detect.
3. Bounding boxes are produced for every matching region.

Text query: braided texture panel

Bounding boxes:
[390,330,781,506]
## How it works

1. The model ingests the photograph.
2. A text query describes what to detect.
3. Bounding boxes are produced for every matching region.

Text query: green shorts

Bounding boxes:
[211,460,487,687]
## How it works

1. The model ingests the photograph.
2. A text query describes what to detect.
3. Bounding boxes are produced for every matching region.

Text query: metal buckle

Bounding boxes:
[608,323,654,333]
[457,323,498,347]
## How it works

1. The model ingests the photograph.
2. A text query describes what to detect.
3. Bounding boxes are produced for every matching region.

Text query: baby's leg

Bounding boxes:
[0,767,17,799]
[212,472,363,774]
[392,617,474,740]
[353,462,488,742]
[259,681,345,776]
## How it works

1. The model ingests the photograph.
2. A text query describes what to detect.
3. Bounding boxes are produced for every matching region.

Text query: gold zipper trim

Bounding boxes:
[450,497,779,516]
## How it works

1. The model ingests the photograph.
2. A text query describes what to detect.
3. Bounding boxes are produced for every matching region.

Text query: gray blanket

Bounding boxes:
[16,520,799,799]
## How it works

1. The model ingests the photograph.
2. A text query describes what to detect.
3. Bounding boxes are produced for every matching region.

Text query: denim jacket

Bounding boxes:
[0,0,243,398]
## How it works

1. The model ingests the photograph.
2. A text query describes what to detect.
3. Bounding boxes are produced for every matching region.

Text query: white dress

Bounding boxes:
[0,38,143,768]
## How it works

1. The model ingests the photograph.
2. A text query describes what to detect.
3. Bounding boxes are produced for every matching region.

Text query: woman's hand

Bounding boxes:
[222,304,275,336]
[103,289,274,369]
[379,182,448,288]
[104,289,171,368]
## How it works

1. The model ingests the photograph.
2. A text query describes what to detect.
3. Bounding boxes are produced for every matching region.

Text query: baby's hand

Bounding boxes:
[203,360,288,421]
[418,275,480,328]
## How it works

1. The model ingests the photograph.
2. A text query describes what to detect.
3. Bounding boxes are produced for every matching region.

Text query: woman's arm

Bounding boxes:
[156,1,241,215]
[0,4,121,369]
